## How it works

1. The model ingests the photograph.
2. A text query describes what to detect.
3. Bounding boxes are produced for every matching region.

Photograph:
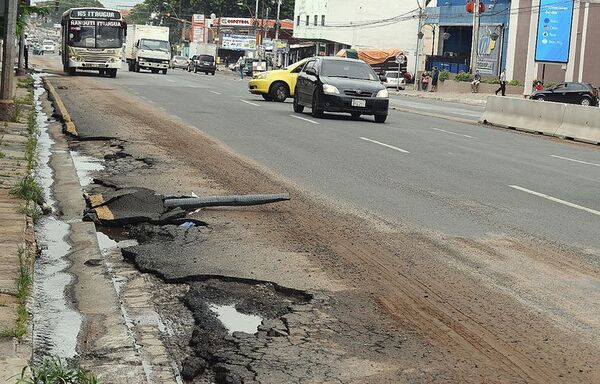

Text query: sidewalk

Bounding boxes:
[390,88,524,106]
[0,84,35,383]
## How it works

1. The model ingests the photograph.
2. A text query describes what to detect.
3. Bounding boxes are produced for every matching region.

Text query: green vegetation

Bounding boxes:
[17,77,33,89]
[18,202,43,223]
[454,72,471,82]
[11,175,43,205]
[508,79,523,86]
[0,247,32,338]
[17,357,98,384]
[438,70,450,82]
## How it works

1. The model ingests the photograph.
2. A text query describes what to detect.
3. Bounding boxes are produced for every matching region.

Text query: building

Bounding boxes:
[507,0,600,92]
[427,0,600,91]
[293,0,437,71]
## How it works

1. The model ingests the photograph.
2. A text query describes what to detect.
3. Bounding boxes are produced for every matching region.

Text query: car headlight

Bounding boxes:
[255,73,268,80]
[322,84,340,94]
[376,89,389,98]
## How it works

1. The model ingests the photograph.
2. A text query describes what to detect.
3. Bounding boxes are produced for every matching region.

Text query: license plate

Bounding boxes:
[352,99,366,107]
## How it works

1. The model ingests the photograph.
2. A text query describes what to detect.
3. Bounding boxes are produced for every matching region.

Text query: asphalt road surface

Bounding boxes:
[102,64,599,256]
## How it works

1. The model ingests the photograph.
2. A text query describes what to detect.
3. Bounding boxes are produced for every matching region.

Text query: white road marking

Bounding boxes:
[186,84,199,88]
[210,90,222,95]
[432,127,476,139]
[240,100,260,107]
[290,115,320,124]
[166,79,176,83]
[359,137,410,154]
[549,155,600,168]
[509,185,600,217]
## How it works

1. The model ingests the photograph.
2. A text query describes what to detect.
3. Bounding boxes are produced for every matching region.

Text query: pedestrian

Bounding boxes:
[470,70,481,93]
[238,56,246,80]
[495,69,506,96]
[24,35,29,69]
[421,72,429,91]
[430,67,439,92]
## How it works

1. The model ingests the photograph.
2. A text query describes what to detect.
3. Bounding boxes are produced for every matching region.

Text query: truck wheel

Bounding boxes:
[151,69,158,74]
[108,69,117,78]
[135,61,140,72]
[194,67,198,73]
[68,67,76,76]
[211,71,215,76]
[162,69,167,74]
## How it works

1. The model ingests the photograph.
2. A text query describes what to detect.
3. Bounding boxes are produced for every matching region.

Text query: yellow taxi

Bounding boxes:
[248,58,310,102]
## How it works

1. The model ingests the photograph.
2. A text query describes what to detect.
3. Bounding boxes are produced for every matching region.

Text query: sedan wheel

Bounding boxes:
[270,83,289,102]
[536,96,545,101]
[580,97,591,106]
[293,93,304,113]
[311,92,324,118]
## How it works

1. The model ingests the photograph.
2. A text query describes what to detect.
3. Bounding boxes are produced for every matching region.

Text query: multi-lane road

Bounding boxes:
[106,65,600,255]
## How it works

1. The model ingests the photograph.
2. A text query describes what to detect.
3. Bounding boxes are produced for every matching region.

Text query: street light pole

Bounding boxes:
[469,0,480,73]
[413,1,425,90]
[275,0,281,40]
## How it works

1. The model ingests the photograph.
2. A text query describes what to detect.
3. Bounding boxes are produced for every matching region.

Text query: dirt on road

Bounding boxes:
[41,59,600,383]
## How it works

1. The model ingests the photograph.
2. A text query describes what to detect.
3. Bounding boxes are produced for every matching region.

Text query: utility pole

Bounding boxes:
[0,0,18,120]
[275,0,281,40]
[413,1,425,90]
[254,0,259,35]
[469,0,480,73]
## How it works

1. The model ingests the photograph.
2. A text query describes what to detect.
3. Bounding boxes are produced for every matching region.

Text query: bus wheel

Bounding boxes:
[99,69,106,76]
[108,69,117,78]
[161,69,167,75]
[68,67,76,76]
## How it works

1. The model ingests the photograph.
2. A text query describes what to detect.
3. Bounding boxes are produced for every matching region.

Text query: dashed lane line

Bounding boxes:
[240,100,261,107]
[210,90,222,95]
[166,79,176,83]
[509,185,600,217]
[549,155,600,168]
[359,137,410,154]
[290,115,320,124]
[432,127,476,139]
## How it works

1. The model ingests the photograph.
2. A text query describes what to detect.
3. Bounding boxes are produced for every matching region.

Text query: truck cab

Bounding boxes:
[125,25,171,74]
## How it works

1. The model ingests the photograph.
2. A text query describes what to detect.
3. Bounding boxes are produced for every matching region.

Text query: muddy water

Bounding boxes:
[70,151,104,187]
[31,73,82,361]
[209,304,263,334]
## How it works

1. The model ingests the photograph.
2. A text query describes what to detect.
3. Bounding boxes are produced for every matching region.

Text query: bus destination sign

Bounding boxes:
[71,9,121,19]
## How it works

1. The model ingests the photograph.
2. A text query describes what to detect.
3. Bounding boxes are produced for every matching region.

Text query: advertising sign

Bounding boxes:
[192,14,206,43]
[534,0,574,63]
[220,18,253,27]
[221,34,256,51]
[476,28,501,76]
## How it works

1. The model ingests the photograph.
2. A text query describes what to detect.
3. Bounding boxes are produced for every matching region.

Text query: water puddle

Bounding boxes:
[209,304,263,334]
[31,73,82,360]
[70,150,104,187]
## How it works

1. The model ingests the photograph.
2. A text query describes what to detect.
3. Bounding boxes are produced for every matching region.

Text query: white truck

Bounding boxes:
[188,42,217,58]
[125,25,171,74]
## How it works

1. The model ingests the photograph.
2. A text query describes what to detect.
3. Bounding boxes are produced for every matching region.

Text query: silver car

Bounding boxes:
[170,55,190,69]
[383,71,406,90]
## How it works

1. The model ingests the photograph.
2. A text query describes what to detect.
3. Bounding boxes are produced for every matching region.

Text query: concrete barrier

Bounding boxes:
[480,96,566,136]
[555,104,600,145]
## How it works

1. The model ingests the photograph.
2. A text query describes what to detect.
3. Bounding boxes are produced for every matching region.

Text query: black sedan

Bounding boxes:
[293,57,389,123]
[530,82,598,106]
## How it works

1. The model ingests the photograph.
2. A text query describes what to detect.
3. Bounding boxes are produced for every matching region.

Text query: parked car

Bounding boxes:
[293,57,389,123]
[170,55,189,69]
[189,54,216,75]
[382,71,406,89]
[529,82,598,106]
[248,58,310,102]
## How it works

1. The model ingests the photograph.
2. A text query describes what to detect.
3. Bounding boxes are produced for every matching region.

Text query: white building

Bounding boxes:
[293,0,436,70]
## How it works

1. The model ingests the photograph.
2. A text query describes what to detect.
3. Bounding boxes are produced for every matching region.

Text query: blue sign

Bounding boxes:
[535,0,574,63]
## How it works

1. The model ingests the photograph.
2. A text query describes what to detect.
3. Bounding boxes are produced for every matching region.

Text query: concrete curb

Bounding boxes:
[390,91,488,107]
[390,106,478,126]
[42,77,78,137]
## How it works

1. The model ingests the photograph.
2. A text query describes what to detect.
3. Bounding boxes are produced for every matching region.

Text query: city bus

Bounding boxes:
[61,8,126,77]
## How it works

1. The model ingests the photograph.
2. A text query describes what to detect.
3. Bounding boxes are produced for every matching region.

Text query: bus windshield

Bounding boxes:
[69,20,122,49]
[139,39,170,52]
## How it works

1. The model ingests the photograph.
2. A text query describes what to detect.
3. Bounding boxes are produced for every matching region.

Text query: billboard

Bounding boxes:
[534,0,574,63]
[221,34,256,51]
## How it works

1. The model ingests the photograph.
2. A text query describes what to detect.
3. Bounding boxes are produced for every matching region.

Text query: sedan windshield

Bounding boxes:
[321,61,378,81]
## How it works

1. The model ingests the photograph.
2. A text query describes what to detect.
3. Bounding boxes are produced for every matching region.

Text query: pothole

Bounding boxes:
[208,304,263,335]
